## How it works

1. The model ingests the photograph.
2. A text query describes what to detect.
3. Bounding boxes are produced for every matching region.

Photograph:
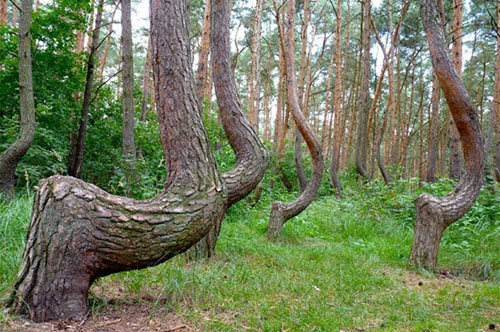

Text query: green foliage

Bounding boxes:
[1,178,498,330]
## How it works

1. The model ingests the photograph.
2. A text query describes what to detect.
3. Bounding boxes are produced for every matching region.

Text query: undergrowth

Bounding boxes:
[0,176,498,331]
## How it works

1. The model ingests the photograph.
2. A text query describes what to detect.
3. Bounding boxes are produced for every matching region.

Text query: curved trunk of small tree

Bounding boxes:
[187,0,270,259]
[267,0,323,240]
[409,0,484,270]
[9,0,228,321]
[0,0,35,200]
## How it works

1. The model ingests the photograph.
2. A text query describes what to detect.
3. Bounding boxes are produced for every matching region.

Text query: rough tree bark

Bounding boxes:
[9,0,229,322]
[67,0,104,178]
[0,0,35,200]
[355,0,371,178]
[121,0,137,190]
[267,0,323,239]
[409,0,484,270]
[187,0,270,258]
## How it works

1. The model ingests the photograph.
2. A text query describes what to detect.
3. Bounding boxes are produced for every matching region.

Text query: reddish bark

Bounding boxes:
[409,0,484,270]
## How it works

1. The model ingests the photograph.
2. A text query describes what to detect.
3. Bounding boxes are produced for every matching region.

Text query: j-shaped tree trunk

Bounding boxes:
[409,0,484,270]
[267,0,323,240]
[187,0,269,258]
[0,0,35,200]
[9,0,228,321]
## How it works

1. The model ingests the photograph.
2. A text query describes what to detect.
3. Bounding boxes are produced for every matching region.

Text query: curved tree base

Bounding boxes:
[9,175,225,321]
[409,194,446,270]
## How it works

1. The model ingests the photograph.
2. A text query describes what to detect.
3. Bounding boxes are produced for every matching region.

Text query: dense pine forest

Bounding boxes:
[0,0,499,330]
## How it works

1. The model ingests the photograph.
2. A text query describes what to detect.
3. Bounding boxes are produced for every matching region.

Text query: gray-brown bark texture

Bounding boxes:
[187,0,269,258]
[194,0,211,106]
[267,0,323,240]
[355,0,371,178]
[121,0,136,160]
[9,0,228,321]
[0,0,35,200]
[121,0,137,191]
[409,0,484,270]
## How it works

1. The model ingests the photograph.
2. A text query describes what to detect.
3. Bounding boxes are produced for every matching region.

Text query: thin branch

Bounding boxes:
[9,0,21,12]
[90,69,122,104]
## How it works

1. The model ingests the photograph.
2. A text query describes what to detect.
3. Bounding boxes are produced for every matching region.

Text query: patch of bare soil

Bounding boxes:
[1,302,195,332]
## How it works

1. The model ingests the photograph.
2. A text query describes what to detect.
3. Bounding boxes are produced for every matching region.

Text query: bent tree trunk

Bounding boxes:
[409,0,484,270]
[267,0,323,239]
[186,0,269,258]
[9,0,227,322]
[0,0,35,200]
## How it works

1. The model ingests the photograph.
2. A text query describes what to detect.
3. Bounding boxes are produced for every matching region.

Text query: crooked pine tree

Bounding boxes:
[409,0,484,270]
[188,0,270,258]
[10,0,233,322]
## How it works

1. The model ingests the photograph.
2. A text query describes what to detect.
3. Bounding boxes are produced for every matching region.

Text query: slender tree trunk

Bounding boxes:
[121,0,137,192]
[0,0,7,25]
[195,0,211,106]
[426,74,440,182]
[0,0,35,200]
[330,0,343,196]
[263,56,272,141]
[9,0,229,322]
[98,1,119,82]
[449,0,463,180]
[12,0,18,26]
[187,0,270,258]
[493,2,500,182]
[248,0,263,131]
[355,0,371,178]
[293,0,311,193]
[140,35,152,121]
[116,43,122,99]
[267,0,323,239]
[320,52,335,151]
[67,0,104,178]
[409,0,484,270]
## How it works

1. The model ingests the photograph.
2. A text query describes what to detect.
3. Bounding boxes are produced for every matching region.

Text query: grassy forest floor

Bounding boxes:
[0,177,499,331]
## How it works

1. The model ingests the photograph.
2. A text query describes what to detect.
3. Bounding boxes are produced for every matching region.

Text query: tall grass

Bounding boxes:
[0,178,498,330]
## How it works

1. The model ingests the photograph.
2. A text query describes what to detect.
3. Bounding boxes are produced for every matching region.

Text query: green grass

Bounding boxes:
[1,179,499,331]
